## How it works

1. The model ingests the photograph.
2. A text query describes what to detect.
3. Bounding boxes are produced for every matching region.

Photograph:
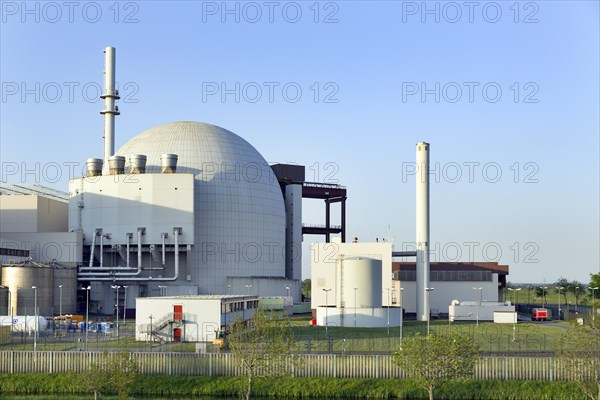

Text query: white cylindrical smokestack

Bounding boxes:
[100,46,120,168]
[416,141,430,322]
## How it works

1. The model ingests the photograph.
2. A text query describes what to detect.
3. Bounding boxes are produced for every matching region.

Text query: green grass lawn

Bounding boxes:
[1,315,576,354]
[289,318,570,353]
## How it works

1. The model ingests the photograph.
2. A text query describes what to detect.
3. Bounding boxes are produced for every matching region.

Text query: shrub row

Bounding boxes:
[0,374,588,399]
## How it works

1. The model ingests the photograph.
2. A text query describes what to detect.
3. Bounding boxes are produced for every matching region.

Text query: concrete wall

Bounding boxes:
[0,232,82,265]
[0,195,67,233]
[227,276,300,299]
[36,197,68,232]
[449,302,515,322]
[1,196,39,233]
[68,174,195,246]
[316,306,401,328]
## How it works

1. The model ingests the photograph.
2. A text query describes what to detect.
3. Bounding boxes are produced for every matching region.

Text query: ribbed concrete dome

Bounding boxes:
[116,121,286,292]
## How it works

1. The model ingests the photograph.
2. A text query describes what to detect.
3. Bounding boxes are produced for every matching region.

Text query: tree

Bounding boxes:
[81,352,112,400]
[567,280,585,307]
[535,287,549,305]
[392,334,479,400]
[110,352,139,399]
[557,320,600,400]
[301,279,311,300]
[555,277,570,305]
[590,273,600,298]
[228,308,296,400]
[81,351,139,400]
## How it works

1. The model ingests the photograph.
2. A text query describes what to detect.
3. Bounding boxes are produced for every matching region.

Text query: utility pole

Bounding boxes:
[473,287,482,327]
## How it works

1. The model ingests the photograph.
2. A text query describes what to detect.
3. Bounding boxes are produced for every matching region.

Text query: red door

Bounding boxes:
[173,328,182,343]
[173,305,183,321]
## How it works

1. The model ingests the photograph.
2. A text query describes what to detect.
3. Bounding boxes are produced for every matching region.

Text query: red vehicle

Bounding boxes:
[531,308,548,321]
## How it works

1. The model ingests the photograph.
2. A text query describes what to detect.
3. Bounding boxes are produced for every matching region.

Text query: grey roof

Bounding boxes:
[142,294,258,300]
[0,183,69,203]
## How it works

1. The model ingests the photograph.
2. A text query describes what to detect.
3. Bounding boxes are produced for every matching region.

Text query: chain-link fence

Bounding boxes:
[291,322,571,354]
[517,303,597,322]
[2,315,593,355]
[1,320,164,352]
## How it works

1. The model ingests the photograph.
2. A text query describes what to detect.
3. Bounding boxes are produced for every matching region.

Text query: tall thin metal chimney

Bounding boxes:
[100,46,120,169]
[416,141,430,322]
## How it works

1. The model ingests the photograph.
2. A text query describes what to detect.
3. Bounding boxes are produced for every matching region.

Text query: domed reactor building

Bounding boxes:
[68,48,347,314]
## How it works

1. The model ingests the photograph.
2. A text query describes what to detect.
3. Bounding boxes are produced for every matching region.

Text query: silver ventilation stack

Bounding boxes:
[416,141,430,322]
[100,46,120,168]
[130,154,147,174]
[86,158,103,177]
[160,154,178,173]
[108,155,126,175]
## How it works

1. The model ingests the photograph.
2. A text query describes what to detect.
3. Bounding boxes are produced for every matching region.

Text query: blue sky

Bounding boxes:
[1,1,599,284]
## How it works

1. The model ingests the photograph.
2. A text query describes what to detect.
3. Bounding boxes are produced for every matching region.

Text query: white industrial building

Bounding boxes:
[0,185,82,316]
[2,47,513,324]
[311,240,401,327]
[448,300,515,323]
[0,187,82,267]
[311,239,509,325]
[392,261,508,317]
[312,240,394,309]
[135,294,258,342]
[310,141,509,327]
[64,47,304,315]
[72,121,300,314]
[2,47,344,318]
[311,141,433,326]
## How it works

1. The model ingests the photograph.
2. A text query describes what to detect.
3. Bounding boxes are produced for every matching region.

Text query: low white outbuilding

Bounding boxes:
[448,300,515,322]
[135,294,258,343]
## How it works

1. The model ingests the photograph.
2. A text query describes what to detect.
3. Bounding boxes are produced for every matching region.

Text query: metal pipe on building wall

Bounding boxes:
[113,228,145,275]
[126,233,132,269]
[99,232,104,268]
[161,233,167,266]
[78,227,181,282]
[137,228,143,273]
[173,227,180,279]
[80,229,144,276]
[88,231,97,268]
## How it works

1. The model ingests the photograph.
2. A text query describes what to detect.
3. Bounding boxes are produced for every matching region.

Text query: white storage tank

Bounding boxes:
[337,257,382,309]
[0,316,48,332]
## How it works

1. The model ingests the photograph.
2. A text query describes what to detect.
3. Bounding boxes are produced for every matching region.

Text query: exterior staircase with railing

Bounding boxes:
[141,312,185,342]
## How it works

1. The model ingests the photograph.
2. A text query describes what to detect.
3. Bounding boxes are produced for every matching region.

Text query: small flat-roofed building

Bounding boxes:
[135,294,259,343]
[393,262,509,318]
